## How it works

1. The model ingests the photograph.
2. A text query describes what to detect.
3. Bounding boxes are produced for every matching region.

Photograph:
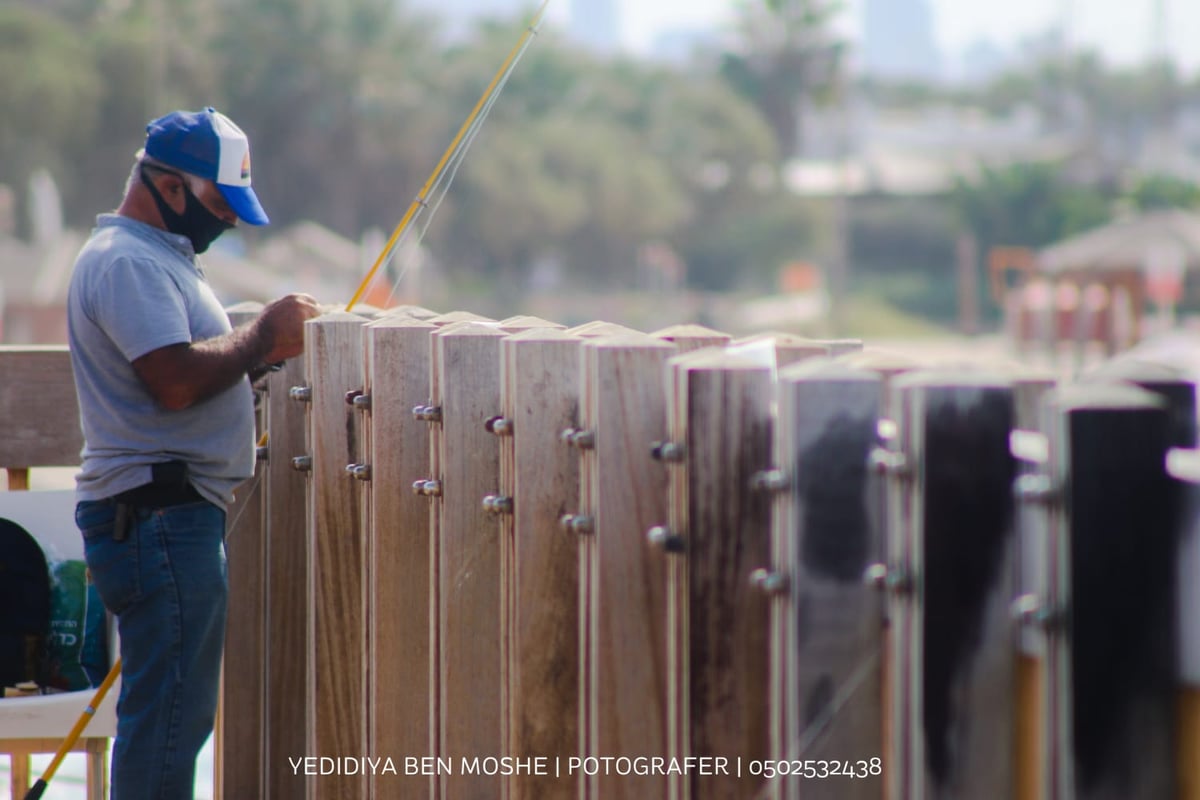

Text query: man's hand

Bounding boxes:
[256,293,321,364]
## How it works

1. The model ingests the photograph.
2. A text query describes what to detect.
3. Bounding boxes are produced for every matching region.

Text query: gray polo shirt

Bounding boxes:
[67,214,255,510]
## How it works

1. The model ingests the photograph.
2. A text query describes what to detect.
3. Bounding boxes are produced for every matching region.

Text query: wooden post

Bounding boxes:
[578,334,677,800]
[773,359,886,800]
[263,348,310,800]
[497,328,581,800]
[892,369,1019,798]
[426,320,508,799]
[0,347,83,471]
[661,350,774,800]
[219,302,267,800]
[304,310,371,800]
[651,324,730,355]
[361,317,438,799]
[1032,383,1176,799]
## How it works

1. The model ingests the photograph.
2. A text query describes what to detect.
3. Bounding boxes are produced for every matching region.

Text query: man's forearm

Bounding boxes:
[133,320,272,411]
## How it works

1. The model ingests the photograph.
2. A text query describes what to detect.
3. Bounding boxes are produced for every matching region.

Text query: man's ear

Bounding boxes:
[153,170,187,210]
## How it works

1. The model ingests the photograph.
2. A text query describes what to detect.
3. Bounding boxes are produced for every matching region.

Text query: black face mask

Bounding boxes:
[140,165,233,254]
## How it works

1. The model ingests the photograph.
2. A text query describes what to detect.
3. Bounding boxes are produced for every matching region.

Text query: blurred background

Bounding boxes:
[1,0,1198,346]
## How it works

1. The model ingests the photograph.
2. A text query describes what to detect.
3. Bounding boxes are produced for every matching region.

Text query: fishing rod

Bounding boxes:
[346,0,552,311]
[23,658,122,800]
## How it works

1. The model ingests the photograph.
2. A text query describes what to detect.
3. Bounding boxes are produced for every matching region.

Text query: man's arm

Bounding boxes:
[133,293,320,411]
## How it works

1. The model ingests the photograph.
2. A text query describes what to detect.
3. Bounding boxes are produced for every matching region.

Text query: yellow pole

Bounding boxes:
[346,0,551,311]
[23,658,122,800]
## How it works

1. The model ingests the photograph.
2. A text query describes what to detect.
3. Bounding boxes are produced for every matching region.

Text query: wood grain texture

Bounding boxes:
[305,311,371,800]
[775,360,885,800]
[433,321,507,799]
[365,318,437,799]
[0,347,82,466]
[219,303,266,800]
[264,354,311,800]
[581,334,676,800]
[671,352,773,800]
[500,328,581,800]
[650,325,730,355]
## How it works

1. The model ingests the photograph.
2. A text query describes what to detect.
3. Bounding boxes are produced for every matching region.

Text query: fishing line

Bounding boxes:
[347,0,551,311]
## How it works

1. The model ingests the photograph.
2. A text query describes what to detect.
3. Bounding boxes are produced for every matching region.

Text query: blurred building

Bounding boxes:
[861,0,941,80]
[404,0,522,39]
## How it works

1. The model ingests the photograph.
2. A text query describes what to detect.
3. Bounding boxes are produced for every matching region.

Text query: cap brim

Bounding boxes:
[218,184,269,226]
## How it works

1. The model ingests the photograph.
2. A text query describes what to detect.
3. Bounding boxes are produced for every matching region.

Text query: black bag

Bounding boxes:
[0,518,51,689]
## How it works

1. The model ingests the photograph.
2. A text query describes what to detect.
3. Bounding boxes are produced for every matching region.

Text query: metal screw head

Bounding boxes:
[289,386,312,403]
[485,416,514,436]
[749,569,789,595]
[1013,474,1059,504]
[862,563,889,590]
[751,469,788,493]
[352,394,372,411]
[561,428,595,449]
[255,445,269,463]
[559,514,594,534]
[647,525,685,553]
[650,441,686,463]
[345,389,364,406]
[291,455,313,472]
[482,494,514,514]
[346,464,371,481]
[868,447,908,476]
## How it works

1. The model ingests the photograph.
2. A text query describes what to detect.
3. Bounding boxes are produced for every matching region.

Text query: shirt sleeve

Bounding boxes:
[89,256,193,362]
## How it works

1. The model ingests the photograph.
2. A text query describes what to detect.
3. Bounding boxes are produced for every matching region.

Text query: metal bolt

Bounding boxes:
[289,386,312,403]
[482,495,514,515]
[650,441,686,463]
[345,389,364,406]
[485,416,514,436]
[412,405,443,423]
[1014,474,1059,504]
[346,464,372,481]
[291,455,313,472]
[863,563,889,590]
[255,445,269,463]
[559,514,594,534]
[1010,593,1064,630]
[647,525,685,553]
[352,394,372,411]
[751,468,788,493]
[561,428,595,449]
[412,479,442,497]
[868,447,909,476]
[749,569,790,595]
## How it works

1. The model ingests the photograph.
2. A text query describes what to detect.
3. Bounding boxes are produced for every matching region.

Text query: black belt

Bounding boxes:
[113,482,203,509]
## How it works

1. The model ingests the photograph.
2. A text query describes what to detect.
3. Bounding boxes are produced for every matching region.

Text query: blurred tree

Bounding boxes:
[1125,173,1200,212]
[952,161,1114,251]
[0,6,100,234]
[719,0,845,156]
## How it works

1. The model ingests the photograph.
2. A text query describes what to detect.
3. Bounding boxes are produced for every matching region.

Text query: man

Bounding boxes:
[67,107,320,798]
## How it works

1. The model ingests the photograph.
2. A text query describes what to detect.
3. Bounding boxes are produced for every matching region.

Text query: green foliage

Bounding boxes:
[951,161,1114,250]
[1125,174,1200,211]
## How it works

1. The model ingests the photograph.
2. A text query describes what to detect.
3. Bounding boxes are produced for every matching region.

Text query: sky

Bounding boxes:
[611,0,1200,73]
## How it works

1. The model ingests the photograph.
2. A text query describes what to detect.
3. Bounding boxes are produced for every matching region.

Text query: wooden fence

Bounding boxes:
[214,305,1200,800]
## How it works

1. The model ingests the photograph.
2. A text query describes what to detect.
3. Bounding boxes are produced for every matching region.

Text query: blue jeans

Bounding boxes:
[76,499,227,800]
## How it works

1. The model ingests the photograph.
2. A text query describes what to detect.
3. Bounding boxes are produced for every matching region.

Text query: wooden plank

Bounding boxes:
[432,321,508,800]
[651,324,730,355]
[219,302,266,800]
[0,347,82,467]
[500,328,582,800]
[581,334,676,800]
[775,359,885,800]
[305,311,371,800]
[1044,383,1176,800]
[364,317,437,799]
[264,353,310,800]
[669,351,773,800]
[899,371,1018,798]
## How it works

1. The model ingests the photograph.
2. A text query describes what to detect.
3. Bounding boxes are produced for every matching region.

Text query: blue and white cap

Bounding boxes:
[143,107,269,226]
